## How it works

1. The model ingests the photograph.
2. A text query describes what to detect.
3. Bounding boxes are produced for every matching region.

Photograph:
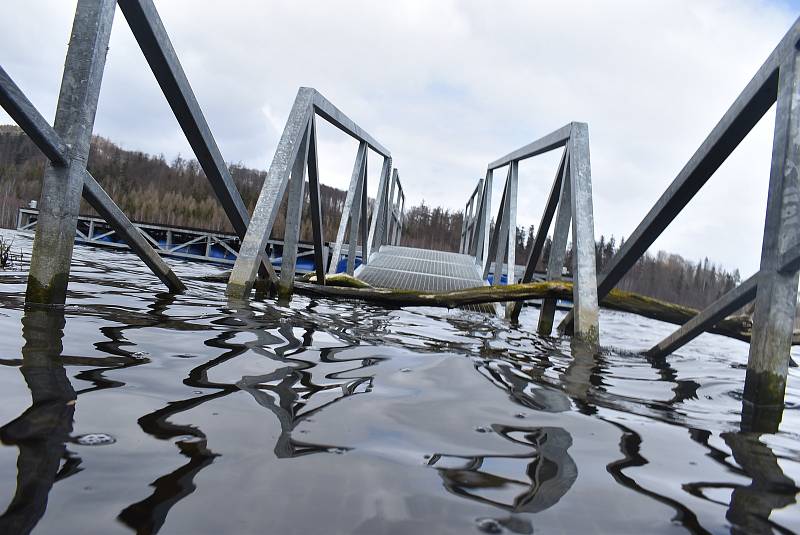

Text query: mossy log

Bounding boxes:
[199,271,798,345]
[293,278,800,345]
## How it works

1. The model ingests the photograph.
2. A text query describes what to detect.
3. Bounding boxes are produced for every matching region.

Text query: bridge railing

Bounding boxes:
[0,0,286,301]
[459,179,484,256]
[226,87,396,299]
[563,19,799,413]
[467,123,600,344]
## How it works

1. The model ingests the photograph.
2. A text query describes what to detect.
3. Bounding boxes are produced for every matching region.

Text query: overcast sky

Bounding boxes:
[1,1,799,276]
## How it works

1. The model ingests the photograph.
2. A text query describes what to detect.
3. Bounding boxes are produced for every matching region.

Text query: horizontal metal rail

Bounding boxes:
[16,208,330,272]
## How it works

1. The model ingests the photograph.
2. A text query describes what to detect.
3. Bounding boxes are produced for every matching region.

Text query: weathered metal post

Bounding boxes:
[745,42,800,411]
[328,142,367,275]
[538,155,572,335]
[278,120,311,298]
[226,89,314,299]
[306,116,326,284]
[506,161,519,284]
[566,123,600,345]
[347,153,367,274]
[26,0,115,304]
[367,156,392,256]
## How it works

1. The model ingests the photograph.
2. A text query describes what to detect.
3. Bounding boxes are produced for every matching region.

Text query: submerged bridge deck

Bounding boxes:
[358,245,485,292]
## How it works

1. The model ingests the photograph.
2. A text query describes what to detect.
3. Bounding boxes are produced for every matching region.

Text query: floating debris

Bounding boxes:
[74,433,116,446]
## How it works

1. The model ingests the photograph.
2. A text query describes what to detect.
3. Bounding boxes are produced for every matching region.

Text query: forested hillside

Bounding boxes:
[0,125,742,311]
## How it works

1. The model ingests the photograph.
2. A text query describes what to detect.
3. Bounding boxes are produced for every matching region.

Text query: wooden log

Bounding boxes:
[199,270,799,346]
[291,278,799,346]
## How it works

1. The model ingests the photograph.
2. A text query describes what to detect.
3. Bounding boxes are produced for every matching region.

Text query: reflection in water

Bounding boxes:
[0,307,76,535]
[683,431,799,534]
[0,241,798,533]
[429,425,576,519]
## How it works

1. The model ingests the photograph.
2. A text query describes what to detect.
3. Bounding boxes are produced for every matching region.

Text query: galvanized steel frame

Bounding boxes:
[564,18,800,410]
[226,87,395,299]
[467,123,600,344]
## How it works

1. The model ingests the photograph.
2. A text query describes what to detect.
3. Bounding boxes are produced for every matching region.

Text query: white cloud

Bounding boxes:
[0,0,796,275]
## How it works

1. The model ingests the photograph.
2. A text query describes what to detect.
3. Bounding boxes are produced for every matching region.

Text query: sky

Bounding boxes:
[1,0,799,276]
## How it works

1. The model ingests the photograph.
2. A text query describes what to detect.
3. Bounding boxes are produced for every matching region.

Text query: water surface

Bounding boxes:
[0,229,798,534]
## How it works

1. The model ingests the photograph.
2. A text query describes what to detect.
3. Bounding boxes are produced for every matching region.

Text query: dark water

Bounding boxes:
[0,229,798,535]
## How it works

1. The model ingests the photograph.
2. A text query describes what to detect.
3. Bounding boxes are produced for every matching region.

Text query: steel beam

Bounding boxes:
[328,141,368,275]
[311,90,390,158]
[118,0,277,282]
[488,123,571,170]
[82,172,185,291]
[278,119,311,297]
[470,175,488,259]
[558,23,796,334]
[385,169,398,246]
[306,116,326,284]
[118,0,248,234]
[483,172,509,280]
[367,156,392,255]
[506,161,519,284]
[26,0,116,305]
[493,166,514,286]
[478,170,493,266]
[0,67,68,166]
[566,122,600,344]
[0,63,184,292]
[359,153,369,264]
[647,273,759,358]
[227,89,315,298]
[746,45,800,408]
[507,147,568,321]
[347,153,367,274]
[537,163,572,335]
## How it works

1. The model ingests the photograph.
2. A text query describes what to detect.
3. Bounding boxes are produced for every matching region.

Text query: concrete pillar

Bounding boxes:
[26,0,116,304]
[745,46,800,410]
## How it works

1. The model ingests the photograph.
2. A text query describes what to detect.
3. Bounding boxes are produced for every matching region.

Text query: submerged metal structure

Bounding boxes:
[0,0,296,302]
[2,0,799,416]
[558,18,800,411]
[225,87,402,299]
[461,123,600,344]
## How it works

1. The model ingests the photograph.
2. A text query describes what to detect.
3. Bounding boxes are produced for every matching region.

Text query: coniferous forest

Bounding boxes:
[0,125,742,311]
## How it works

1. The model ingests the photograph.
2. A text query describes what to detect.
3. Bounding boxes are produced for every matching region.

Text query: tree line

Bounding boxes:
[0,125,742,310]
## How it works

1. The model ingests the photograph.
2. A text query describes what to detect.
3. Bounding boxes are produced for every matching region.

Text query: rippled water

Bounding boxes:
[0,228,798,534]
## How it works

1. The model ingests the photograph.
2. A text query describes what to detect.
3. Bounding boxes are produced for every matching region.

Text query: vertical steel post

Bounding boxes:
[484,170,509,281]
[493,166,513,286]
[506,161,519,284]
[470,178,486,259]
[538,159,572,335]
[346,155,366,274]
[306,116,326,284]
[278,120,311,298]
[328,141,368,275]
[227,90,314,298]
[367,156,391,255]
[565,123,600,345]
[745,45,800,410]
[479,169,494,270]
[26,0,116,304]
[359,155,369,264]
